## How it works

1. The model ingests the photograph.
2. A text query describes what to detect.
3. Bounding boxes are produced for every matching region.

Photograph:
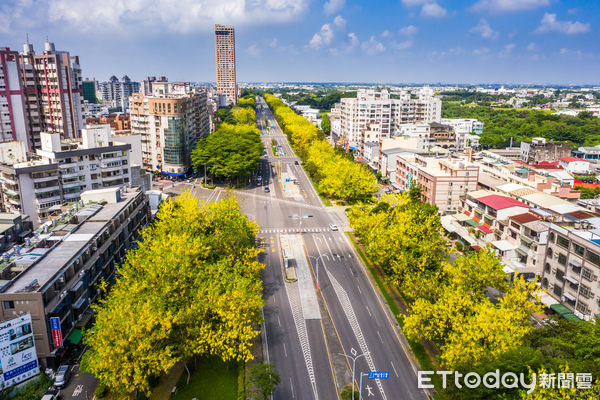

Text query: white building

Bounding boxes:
[0,125,133,226]
[558,157,591,175]
[337,88,441,149]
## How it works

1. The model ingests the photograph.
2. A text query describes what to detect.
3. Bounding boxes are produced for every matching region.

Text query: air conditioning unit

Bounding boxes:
[59,291,66,299]
[79,271,85,277]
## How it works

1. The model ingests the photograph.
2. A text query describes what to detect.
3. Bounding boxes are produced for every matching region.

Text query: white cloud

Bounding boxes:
[472,47,490,56]
[269,38,279,48]
[246,44,261,57]
[391,39,413,50]
[398,25,418,36]
[348,32,360,48]
[498,43,515,57]
[526,42,537,51]
[469,18,498,39]
[324,0,346,15]
[381,30,394,38]
[430,47,464,59]
[361,36,385,55]
[559,48,582,57]
[471,0,550,13]
[269,38,299,54]
[535,13,590,35]
[420,3,447,18]
[309,23,334,49]
[333,15,346,30]
[401,0,430,5]
[40,0,310,34]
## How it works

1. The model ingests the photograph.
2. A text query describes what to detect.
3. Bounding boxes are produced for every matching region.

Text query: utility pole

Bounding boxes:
[339,349,369,400]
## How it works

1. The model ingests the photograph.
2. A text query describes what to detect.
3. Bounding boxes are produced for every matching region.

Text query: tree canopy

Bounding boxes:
[81,194,263,395]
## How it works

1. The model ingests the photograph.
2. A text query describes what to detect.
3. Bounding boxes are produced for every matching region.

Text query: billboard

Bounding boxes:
[50,317,62,348]
[0,314,39,388]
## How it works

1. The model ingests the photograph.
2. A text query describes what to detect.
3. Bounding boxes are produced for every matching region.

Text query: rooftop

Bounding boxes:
[510,213,540,224]
[559,156,588,163]
[477,194,530,210]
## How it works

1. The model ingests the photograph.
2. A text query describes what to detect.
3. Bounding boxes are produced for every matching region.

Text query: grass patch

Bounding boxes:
[172,357,239,400]
[346,232,449,400]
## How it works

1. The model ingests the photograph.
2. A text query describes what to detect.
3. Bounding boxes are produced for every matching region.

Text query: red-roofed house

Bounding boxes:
[559,157,590,174]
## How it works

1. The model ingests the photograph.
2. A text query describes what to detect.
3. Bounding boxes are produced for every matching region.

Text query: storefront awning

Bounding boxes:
[477,225,494,234]
[466,219,480,227]
[442,223,457,233]
[515,247,528,257]
[550,303,571,315]
[68,329,83,345]
[453,213,470,222]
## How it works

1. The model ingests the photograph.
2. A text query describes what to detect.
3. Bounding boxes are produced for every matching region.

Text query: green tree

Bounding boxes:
[320,112,331,134]
[246,363,281,400]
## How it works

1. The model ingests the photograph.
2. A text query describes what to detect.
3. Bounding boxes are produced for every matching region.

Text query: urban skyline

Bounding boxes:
[1,0,598,85]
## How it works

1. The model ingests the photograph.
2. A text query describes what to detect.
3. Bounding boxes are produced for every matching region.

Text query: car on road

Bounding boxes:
[41,389,60,400]
[294,160,299,165]
[329,223,339,231]
[55,365,71,389]
[264,187,270,193]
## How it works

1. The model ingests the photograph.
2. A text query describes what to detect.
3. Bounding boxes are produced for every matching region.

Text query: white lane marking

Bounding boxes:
[357,286,362,295]
[366,306,372,317]
[283,343,288,358]
[290,377,295,398]
[278,315,281,327]
[262,308,271,364]
[377,330,384,344]
[391,361,399,378]
[72,385,84,397]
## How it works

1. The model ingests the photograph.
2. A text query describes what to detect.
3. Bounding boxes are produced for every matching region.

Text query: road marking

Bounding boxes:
[290,377,295,398]
[366,306,372,317]
[262,308,270,364]
[73,384,84,397]
[283,342,288,358]
[278,315,281,327]
[357,286,362,295]
[391,360,399,377]
[377,330,384,344]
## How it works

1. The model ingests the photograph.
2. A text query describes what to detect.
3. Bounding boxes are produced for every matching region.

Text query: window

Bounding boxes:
[580,284,592,299]
[557,235,570,249]
[558,253,567,266]
[545,263,551,273]
[547,248,553,257]
[576,302,589,314]
[582,267,593,281]
[3,301,14,309]
[553,285,562,297]
[549,232,555,242]
[556,269,564,280]
[574,243,585,257]
[585,250,600,267]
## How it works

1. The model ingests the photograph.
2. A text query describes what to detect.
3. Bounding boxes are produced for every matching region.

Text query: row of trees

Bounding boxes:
[265,94,377,202]
[193,95,263,184]
[442,103,600,149]
[348,190,600,398]
[81,194,264,395]
[278,89,356,112]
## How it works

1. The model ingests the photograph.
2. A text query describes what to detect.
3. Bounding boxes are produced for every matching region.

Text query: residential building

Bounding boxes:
[86,114,131,133]
[141,76,167,96]
[520,137,572,164]
[428,122,456,149]
[0,186,149,368]
[395,154,479,213]
[82,79,99,104]
[337,88,441,149]
[1,42,85,151]
[214,24,237,106]
[440,118,484,135]
[0,126,133,226]
[572,146,600,162]
[558,156,591,175]
[130,82,210,176]
[541,217,600,321]
[0,213,33,252]
[100,75,140,112]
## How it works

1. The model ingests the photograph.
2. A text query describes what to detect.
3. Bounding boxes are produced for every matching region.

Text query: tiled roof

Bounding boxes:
[477,194,530,210]
[560,156,588,163]
[509,213,540,224]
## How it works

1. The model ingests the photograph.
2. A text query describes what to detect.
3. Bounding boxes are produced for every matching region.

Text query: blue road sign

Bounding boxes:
[368,371,390,379]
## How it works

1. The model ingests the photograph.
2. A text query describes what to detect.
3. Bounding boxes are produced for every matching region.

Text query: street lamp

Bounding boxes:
[358,372,371,400]
[339,349,369,400]
[310,254,328,290]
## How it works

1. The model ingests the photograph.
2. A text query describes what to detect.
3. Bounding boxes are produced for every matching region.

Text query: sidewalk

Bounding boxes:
[148,362,185,400]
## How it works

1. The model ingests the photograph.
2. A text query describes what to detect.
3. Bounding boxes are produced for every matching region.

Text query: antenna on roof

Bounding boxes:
[26,33,30,45]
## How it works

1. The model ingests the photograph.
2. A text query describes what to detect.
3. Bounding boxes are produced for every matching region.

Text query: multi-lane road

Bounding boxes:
[165,98,428,400]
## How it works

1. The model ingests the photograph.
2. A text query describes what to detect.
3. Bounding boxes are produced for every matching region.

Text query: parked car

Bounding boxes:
[329,224,339,231]
[294,160,299,165]
[41,389,60,400]
[264,187,270,193]
[54,365,71,389]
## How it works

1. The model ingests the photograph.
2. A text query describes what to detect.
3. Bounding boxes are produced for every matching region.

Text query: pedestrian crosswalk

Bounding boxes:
[259,227,332,234]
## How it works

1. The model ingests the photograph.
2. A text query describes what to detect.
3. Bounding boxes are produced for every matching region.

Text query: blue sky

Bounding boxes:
[1,0,598,84]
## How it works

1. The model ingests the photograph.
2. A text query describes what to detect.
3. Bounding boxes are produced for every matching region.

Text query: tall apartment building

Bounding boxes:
[0,187,149,368]
[395,154,479,214]
[520,137,572,164]
[0,126,132,226]
[82,79,99,104]
[130,82,210,176]
[0,42,85,151]
[338,88,441,149]
[100,75,140,112]
[142,76,167,96]
[214,24,237,106]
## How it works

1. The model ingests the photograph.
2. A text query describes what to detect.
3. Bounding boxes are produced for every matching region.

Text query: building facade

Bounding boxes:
[100,75,140,112]
[0,187,149,368]
[0,126,132,226]
[82,79,98,104]
[395,154,479,214]
[520,137,572,164]
[1,42,85,151]
[130,82,210,176]
[338,88,441,149]
[214,25,237,106]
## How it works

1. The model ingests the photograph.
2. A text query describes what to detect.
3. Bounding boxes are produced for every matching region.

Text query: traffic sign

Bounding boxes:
[368,371,389,379]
